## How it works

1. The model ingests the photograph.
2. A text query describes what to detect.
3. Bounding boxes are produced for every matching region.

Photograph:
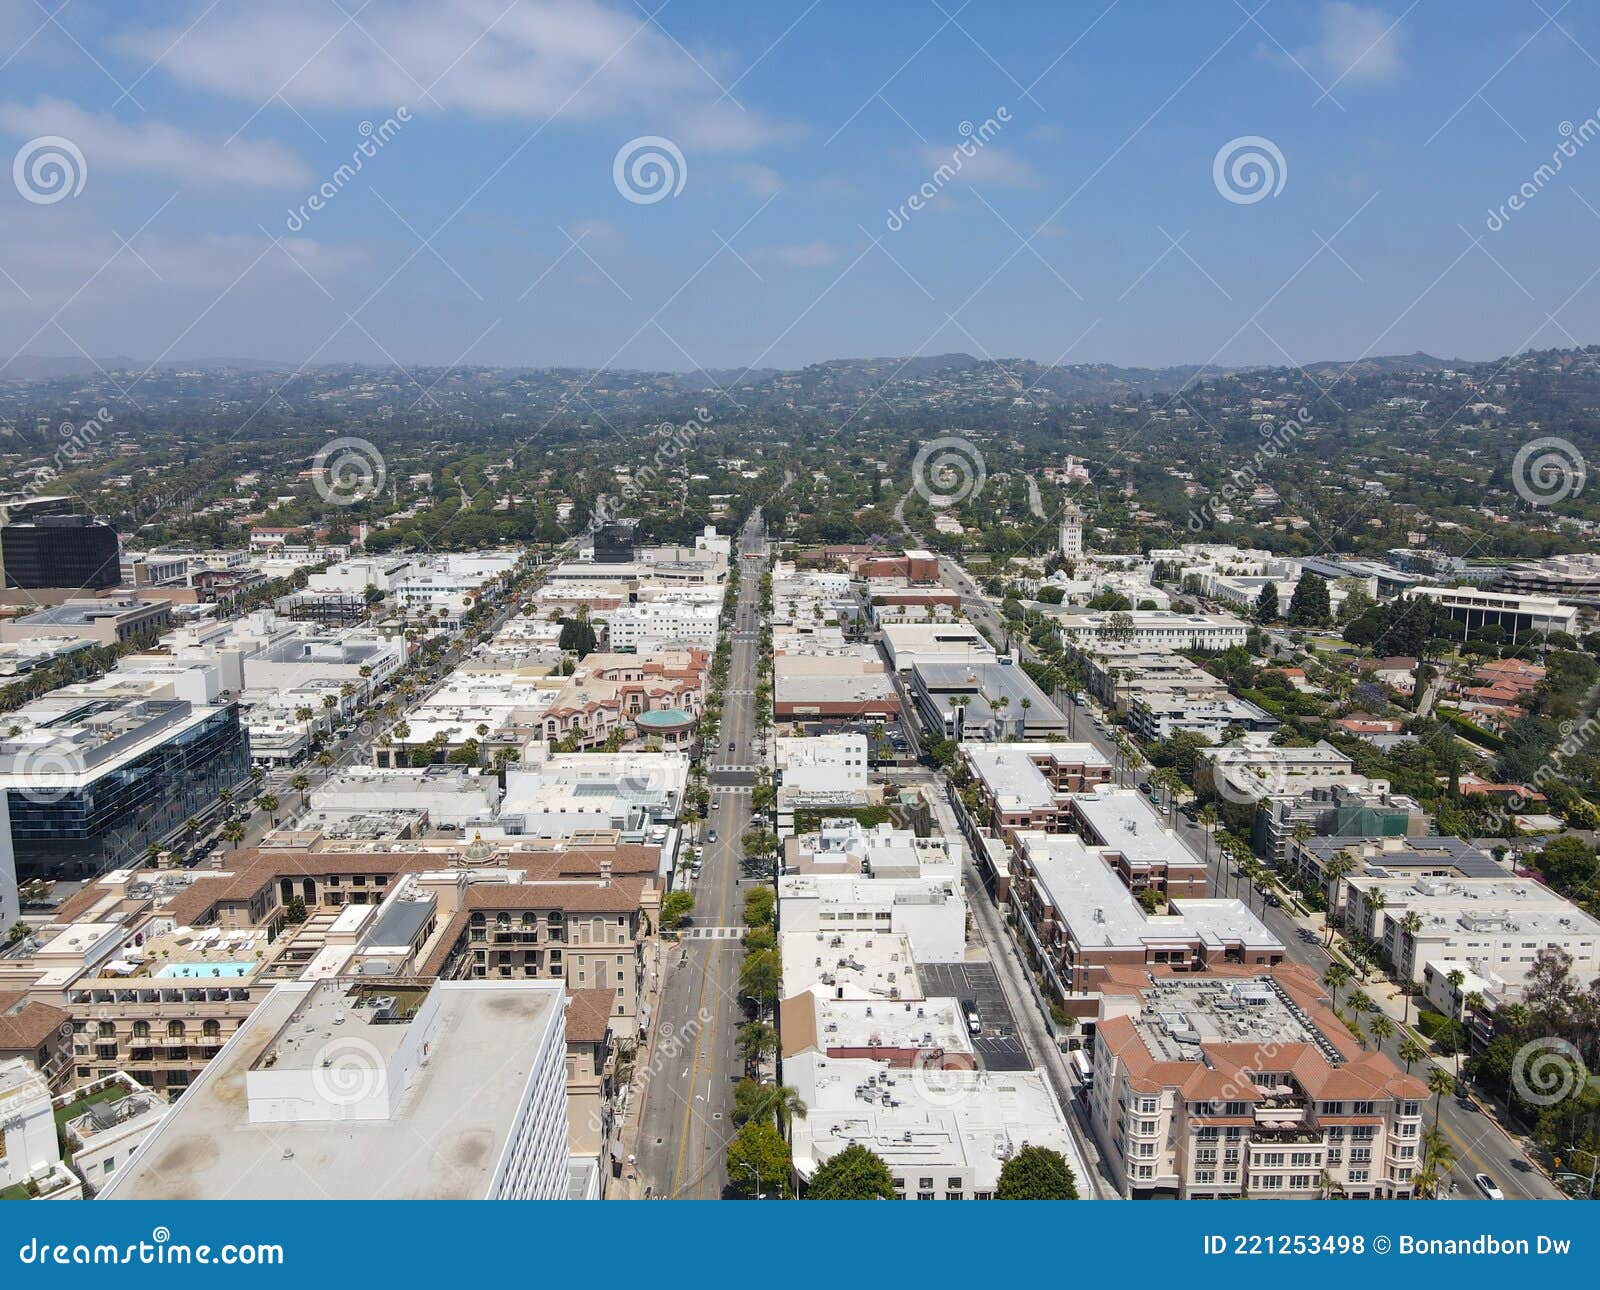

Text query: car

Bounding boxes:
[707,829,718,844]
[1474,1173,1505,1199]
[960,997,982,1036]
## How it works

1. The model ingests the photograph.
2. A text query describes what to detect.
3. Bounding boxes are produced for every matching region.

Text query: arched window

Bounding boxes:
[202,1020,221,1039]
[167,1020,185,1038]
[131,1021,150,1039]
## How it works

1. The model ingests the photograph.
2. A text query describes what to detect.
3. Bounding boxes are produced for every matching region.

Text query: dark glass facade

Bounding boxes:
[593,520,639,564]
[6,705,251,880]
[2,516,120,590]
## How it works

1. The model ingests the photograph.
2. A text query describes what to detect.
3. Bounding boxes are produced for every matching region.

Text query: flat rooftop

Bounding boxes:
[788,1054,1080,1192]
[102,979,565,1200]
[782,931,921,1002]
[1072,788,1204,872]
[964,743,1109,812]
[1020,832,1279,954]
[1130,975,1342,1064]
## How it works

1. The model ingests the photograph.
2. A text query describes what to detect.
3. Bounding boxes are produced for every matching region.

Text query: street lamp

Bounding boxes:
[737,1160,764,1200]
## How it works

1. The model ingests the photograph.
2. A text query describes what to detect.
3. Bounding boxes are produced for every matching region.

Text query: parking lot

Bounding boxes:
[918,961,1031,1071]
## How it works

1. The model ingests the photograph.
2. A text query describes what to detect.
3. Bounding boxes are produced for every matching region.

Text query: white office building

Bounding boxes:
[101,978,571,1200]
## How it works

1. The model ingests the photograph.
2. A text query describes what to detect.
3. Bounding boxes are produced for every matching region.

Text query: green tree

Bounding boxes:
[806,1144,897,1200]
[996,1145,1079,1199]
[736,1020,777,1067]
[1322,962,1350,1012]
[743,886,776,928]
[726,1120,794,1198]
[6,920,29,944]
[283,894,308,924]
[660,890,694,931]
[739,948,782,1008]
[1535,835,1599,898]
[1287,571,1331,627]
[1255,582,1279,623]
[1426,1065,1455,1128]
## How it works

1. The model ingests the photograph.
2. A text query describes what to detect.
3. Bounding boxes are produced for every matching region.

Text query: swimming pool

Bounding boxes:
[153,961,254,979]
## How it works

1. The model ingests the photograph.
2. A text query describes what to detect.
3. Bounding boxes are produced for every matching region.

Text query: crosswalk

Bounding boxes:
[679,925,745,940]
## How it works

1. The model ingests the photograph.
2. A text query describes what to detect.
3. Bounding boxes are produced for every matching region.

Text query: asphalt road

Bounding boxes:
[932,551,1560,1199]
[634,512,768,1199]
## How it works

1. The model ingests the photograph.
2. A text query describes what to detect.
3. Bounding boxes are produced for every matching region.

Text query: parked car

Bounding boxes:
[1474,1173,1504,1199]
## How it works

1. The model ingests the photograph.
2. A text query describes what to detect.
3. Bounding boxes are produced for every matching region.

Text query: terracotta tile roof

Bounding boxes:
[163,850,435,926]
[463,879,645,915]
[564,988,615,1046]
[0,993,69,1053]
[1096,963,1428,1102]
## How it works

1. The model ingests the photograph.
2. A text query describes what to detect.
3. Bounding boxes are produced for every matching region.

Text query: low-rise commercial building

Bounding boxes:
[100,977,572,1200]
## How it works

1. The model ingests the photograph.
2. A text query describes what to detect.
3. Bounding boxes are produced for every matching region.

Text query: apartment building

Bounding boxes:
[960,741,1114,847]
[1008,829,1281,1016]
[1089,964,1426,1199]
[1045,608,1249,652]
[1344,871,1600,986]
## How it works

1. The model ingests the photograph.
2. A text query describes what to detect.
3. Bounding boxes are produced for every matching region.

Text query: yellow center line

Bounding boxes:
[670,568,753,1199]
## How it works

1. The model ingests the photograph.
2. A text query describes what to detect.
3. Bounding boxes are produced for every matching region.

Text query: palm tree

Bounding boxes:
[742,1082,807,1131]
[1368,1014,1395,1050]
[1322,851,1356,945]
[1322,962,1350,1013]
[1398,1035,1426,1074]
[1419,1125,1458,1195]
[290,772,310,808]
[1426,1065,1454,1128]
[1197,803,1219,873]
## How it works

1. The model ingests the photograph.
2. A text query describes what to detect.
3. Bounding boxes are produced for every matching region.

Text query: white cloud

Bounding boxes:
[750,242,841,268]
[1308,2,1406,85]
[733,164,783,198]
[116,0,793,151]
[917,144,1035,187]
[0,98,311,187]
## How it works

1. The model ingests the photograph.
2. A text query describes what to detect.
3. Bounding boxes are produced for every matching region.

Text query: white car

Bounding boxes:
[1474,1173,1504,1199]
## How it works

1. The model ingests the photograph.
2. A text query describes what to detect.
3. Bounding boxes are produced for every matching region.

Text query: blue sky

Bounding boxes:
[1,0,1599,372]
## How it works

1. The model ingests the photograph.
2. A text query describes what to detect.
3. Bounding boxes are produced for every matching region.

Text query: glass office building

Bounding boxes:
[1,699,251,881]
